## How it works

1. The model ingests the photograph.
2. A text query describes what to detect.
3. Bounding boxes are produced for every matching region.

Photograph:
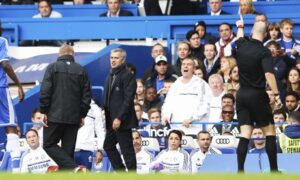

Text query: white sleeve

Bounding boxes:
[94,105,106,151]
[191,81,210,121]
[20,155,29,173]
[161,83,176,119]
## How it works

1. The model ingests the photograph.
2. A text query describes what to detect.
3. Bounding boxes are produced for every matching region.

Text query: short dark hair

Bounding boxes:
[32,108,41,118]
[285,91,300,101]
[273,108,287,120]
[288,111,300,123]
[222,93,236,104]
[168,130,183,142]
[186,30,199,41]
[219,23,232,31]
[25,129,39,138]
[197,130,211,140]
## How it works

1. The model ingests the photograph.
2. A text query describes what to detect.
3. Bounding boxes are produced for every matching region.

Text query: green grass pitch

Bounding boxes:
[0,173,299,180]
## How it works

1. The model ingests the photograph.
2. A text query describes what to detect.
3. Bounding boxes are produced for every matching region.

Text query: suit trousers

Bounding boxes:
[43,122,79,169]
[104,128,136,171]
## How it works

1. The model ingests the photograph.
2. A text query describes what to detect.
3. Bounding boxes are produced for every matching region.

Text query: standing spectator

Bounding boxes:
[33,0,62,18]
[194,21,217,45]
[100,0,133,17]
[190,131,221,173]
[218,56,237,83]
[249,127,266,154]
[20,129,58,173]
[103,48,137,171]
[151,130,189,173]
[203,43,220,79]
[208,0,229,15]
[273,109,286,136]
[286,67,300,95]
[74,100,106,170]
[142,87,162,114]
[144,55,177,93]
[278,111,300,153]
[264,23,281,46]
[135,79,145,105]
[208,74,225,126]
[185,30,205,61]
[215,23,236,59]
[158,80,174,103]
[40,44,91,170]
[277,18,300,61]
[162,58,210,135]
[0,32,25,172]
[235,19,281,172]
[132,130,154,174]
[143,43,166,82]
[173,41,191,76]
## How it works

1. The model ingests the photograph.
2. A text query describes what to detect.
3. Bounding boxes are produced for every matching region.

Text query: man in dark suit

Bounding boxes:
[208,0,229,15]
[103,48,137,171]
[100,0,133,17]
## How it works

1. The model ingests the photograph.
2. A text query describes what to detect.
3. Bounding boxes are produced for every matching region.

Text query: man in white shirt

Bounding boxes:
[190,131,221,173]
[208,0,229,15]
[20,129,58,173]
[75,100,106,170]
[132,130,154,174]
[162,57,211,135]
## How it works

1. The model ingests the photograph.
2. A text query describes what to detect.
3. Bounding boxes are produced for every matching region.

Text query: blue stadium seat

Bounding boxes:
[141,137,160,156]
[218,148,237,154]
[0,152,11,171]
[181,136,198,154]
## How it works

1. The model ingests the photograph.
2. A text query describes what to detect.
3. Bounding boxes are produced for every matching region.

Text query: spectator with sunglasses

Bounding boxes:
[210,105,240,137]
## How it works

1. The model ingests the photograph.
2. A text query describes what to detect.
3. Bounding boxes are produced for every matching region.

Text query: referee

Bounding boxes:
[235,18,281,172]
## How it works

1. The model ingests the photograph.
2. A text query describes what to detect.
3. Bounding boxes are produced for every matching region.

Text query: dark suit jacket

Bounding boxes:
[144,0,162,16]
[208,10,230,15]
[100,9,134,17]
[103,64,138,130]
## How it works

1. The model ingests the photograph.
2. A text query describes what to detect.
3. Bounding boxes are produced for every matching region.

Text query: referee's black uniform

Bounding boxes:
[235,37,278,172]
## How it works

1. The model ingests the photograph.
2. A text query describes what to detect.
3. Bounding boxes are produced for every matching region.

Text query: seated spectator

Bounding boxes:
[273,109,287,136]
[221,93,235,107]
[224,65,240,93]
[73,0,91,4]
[142,87,162,115]
[145,55,177,93]
[278,111,300,153]
[210,105,239,136]
[284,91,300,115]
[239,0,258,15]
[20,129,58,173]
[185,30,205,61]
[203,43,220,79]
[208,0,229,15]
[157,80,174,103]
[190,131,221,173]
[194,21,217,45]
[132,130,154,174]
[135,79,145,105]
[277,18,300,61]
[287,68,300,95]
[100,0,133,17]
[31,108,44,145]
[151,130,189,173]
[33,0,62,18]
[2,0,33,5]
[215,23,236,59]
[143,108,169,150]
[194,65,207,81]
[249,127,266,154]
[74,100,105,170]
[135,103,149,129]
[172,41,191,76]
[129,0,162,16]
[162,58,210,135]
[218,56,237,83]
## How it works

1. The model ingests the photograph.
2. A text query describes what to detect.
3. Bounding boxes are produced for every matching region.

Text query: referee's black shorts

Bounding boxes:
[236,87,274,127]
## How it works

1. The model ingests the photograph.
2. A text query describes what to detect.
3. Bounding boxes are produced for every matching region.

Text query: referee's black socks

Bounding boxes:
[237,137,249,172]
[265,135,278,172]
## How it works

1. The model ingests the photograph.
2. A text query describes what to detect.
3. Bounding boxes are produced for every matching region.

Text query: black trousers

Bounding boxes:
[43,122,79,170]
[104,128,136,171]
